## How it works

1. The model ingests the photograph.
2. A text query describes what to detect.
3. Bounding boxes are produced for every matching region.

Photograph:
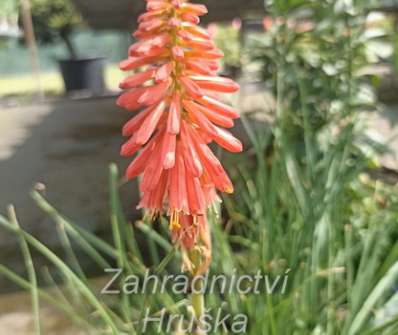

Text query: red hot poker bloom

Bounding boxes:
[118,0,242,252]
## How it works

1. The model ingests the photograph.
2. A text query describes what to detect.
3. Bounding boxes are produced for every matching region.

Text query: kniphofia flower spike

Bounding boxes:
[118,0,242,272]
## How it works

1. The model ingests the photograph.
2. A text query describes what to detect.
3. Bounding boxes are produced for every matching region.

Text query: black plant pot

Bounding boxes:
[59,57,106,94]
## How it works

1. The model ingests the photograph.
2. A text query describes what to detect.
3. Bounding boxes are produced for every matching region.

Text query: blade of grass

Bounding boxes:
[109,164,134,326]
[41,266,72,308]
[7,206,41,335]
[348,261,398,334]
[0,264,93,330]
[0,215,121,334]
[135,220,172,252]
[109,163,143,263]
[362,314,398,335]
[56,222,87,283]
[32,190,118,260]
[154,247,177,274]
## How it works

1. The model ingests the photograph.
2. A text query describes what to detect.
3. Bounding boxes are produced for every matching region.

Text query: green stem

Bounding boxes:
[191,277,206,335]
[0,215,121,334]
[8,205,42,335]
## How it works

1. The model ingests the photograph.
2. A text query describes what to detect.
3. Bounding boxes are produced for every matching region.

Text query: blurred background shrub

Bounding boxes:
[28,0,82,59]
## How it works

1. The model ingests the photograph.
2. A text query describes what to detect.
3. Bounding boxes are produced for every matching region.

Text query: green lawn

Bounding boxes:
[0,64,124,97]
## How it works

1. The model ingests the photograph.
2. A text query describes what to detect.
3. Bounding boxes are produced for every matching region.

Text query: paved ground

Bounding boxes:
[0,290,83,334]
[0,96,141,290]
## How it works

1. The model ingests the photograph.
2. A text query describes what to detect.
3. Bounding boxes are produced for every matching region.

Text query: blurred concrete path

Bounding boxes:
[0,97,140,291]
[0,277,110,334]
[0,290,83,335]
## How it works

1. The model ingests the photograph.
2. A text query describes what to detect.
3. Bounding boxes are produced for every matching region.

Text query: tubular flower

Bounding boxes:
[118,0,242,259]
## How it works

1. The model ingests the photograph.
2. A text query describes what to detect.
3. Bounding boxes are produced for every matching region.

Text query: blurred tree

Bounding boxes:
[0,0,20,41]
[213,22,242,77]
[248,0,380,135]
[25,0,82,59]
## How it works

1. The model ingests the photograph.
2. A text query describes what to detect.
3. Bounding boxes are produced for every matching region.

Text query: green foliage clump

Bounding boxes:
[28,0,82,58]
[0,0,18,16]
[213,24,242,74]
[0,0,19,43]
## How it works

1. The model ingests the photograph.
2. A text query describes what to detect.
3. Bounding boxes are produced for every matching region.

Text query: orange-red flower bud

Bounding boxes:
[118,0,242,250]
